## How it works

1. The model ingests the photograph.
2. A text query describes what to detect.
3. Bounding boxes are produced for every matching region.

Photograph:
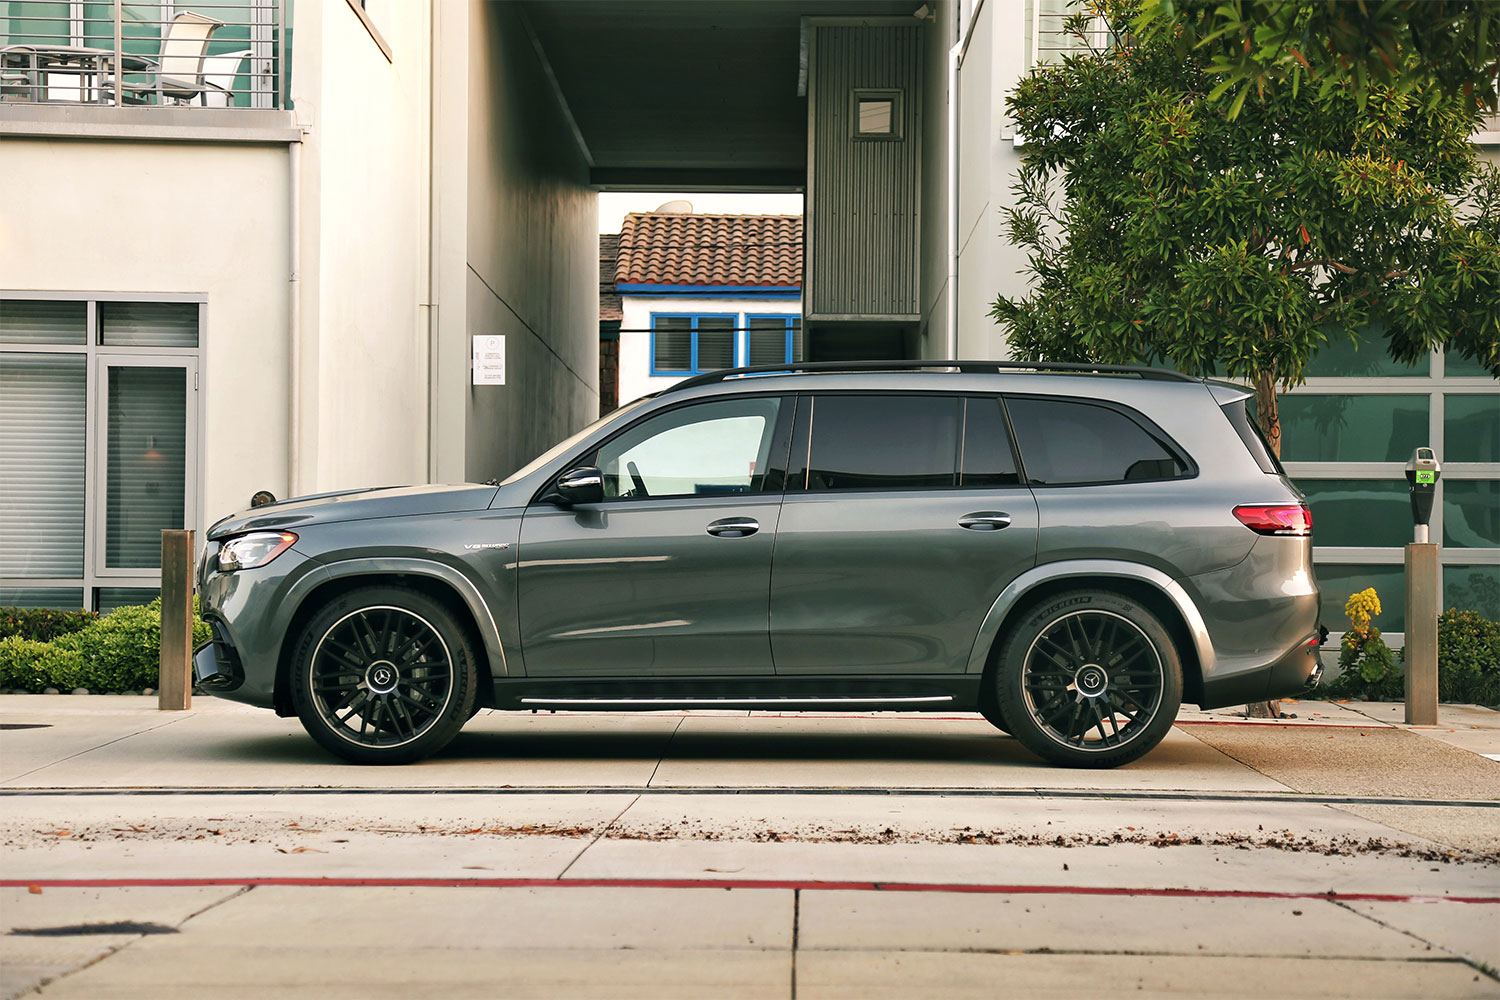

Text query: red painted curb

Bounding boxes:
[3,877,1495,904]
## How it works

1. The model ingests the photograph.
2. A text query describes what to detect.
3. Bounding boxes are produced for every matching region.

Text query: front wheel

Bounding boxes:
[993,590,1182,768]
[289,586,478,764]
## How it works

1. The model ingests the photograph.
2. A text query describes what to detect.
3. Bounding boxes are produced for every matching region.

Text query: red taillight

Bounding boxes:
[1233,503,1312,536]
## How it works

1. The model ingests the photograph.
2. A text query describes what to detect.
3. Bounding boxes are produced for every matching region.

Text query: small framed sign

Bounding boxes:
[472,335,505,386]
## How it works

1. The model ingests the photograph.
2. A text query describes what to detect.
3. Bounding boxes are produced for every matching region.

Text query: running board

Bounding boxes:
[491,676,982,712]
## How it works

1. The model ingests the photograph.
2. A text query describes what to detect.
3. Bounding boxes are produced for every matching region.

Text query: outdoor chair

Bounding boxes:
[0,45,36,101]
[99,10,223,105]
[197,48,251,107]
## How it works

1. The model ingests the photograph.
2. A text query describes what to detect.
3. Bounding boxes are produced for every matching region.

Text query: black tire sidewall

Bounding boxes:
[994,590,1182,768]
[290,586,478,765]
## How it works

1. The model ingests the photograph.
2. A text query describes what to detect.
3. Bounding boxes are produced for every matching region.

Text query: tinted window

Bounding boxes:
[962,397,1020,487]
[595,397,782,500]
[1006,397,1189,485]
[807,395,959,490]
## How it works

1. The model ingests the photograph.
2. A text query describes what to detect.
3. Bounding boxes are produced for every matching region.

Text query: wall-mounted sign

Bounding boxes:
[472,335,505,386]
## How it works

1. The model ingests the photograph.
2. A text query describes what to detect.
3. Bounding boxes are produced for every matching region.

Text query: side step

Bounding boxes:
[491,675,983,713]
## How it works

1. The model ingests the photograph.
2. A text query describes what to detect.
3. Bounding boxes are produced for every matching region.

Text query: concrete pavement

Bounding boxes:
[2,695,1497,998]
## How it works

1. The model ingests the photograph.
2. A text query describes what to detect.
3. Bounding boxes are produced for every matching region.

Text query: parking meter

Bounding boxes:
[1405,447,1440,542]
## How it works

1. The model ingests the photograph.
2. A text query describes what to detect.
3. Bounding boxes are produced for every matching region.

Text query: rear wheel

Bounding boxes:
[993,590,1181,768]
[289,586,478,764]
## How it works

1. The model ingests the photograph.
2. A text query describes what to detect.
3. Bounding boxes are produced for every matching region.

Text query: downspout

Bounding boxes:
[425,0,440,484]
[288,139,302,497]
[947,0,987,361]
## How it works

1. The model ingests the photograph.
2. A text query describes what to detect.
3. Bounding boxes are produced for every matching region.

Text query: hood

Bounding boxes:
[206,483,499,540]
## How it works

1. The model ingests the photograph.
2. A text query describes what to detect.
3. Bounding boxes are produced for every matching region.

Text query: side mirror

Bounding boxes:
[549,465,604,506]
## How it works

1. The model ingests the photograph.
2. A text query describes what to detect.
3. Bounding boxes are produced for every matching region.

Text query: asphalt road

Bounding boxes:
[2,696,1497,999]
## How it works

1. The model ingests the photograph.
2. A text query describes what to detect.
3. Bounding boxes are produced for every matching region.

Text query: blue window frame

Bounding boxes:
[650,313,739,375]
[744,314,803,366]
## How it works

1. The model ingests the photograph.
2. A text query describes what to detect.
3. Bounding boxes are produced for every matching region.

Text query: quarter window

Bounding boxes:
[806,395,959,490]
[1006,397,1189,485]
[594,397,783,500]
[961,397,1021,487]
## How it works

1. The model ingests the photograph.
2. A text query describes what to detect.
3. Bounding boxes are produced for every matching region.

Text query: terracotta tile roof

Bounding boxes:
[615,213,803,288]
[599,233,622,323]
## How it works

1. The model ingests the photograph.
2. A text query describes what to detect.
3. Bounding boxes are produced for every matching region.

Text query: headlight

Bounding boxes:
[217,532,297,571]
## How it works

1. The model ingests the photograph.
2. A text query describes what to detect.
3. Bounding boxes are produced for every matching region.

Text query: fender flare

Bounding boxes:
[965,559,1215,676]
[301,557,512,677]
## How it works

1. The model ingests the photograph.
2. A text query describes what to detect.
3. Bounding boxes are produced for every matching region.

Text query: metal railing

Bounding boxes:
[0,2,286,109]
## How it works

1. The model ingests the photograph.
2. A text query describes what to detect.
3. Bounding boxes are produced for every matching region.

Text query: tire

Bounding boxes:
[993,590,1182,768]
[977,677,1010,734]
[289,586,479,764]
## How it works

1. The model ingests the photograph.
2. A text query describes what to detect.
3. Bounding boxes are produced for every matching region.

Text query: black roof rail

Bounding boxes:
[663,359,1200,394]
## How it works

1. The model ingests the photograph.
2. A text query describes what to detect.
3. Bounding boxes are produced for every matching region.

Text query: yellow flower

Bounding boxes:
[1344,588,1382,630]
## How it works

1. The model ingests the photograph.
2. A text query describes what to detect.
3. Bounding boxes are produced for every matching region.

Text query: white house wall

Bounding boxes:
[617,295,802,404]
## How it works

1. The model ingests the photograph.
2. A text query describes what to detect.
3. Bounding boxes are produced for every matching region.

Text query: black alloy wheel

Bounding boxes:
[290,586,478,764]
[994,590,1182,768]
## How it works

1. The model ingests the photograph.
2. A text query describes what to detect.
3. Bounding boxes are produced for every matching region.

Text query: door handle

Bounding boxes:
[706,517,759,538]
[958,512,1012,531]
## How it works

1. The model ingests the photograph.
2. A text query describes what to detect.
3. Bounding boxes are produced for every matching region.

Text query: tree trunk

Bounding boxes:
[1246,367,1284,719]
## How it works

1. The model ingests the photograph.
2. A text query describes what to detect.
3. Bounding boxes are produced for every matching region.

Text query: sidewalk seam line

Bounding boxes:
[1,714,194,784]
[1330,897,1500,984]
[555,793,640,879]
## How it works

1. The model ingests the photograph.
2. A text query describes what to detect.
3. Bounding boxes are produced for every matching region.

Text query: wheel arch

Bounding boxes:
[968,561,1211,707]
[272,561,507,716]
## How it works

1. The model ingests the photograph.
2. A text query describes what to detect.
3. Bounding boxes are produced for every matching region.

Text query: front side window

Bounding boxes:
[1006,396,1190,485]
[595,397,783,500]
[805,394,960,490]
[651,315,736,375]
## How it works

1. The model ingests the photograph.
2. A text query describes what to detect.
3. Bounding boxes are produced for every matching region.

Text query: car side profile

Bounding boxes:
[194,361,1324,768]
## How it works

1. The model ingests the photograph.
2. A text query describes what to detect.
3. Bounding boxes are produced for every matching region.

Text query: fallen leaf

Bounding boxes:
[462,865,492,870]
[275,846,326,854]
[28,884,42,895]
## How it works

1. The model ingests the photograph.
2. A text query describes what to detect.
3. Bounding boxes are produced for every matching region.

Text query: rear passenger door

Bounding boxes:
[768,393,1039,675]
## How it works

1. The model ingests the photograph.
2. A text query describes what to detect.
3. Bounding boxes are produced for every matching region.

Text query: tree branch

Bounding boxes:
[1288,258,1359,274]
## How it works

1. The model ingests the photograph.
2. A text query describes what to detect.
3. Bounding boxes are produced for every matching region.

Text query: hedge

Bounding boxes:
[0,599,211,694]
[1322,603,1500,706]
[0,607,98,642]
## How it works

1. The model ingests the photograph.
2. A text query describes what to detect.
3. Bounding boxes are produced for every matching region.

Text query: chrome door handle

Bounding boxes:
[706,517,759,538]
[959,512,1012,531]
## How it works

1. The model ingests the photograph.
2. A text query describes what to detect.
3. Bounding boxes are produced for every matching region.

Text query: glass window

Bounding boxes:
[1445,351,1496,377]
[1444,394,1499,463]
[652,317,692,372]
[1444,480,1500,549]
[1,2,70,47]
[0,587,83,610]
[1444,565,1500,621]
[1316,563,1406,634]
[595,397,781,500]
[0,353,86,577]
[962,398,1020,487]
[1299,479,1411,549]
[747,317,802,366]
[858,99,893,133]
[1278,394,1428,463]
[807,395,959,491]
[105,366,187,569]
[1305,326,1427,377]
[96,586,159,613]
[696,317,735,370]
[651,315,737,375]
[98,302,199,348]
[0,299,86,345]
[1005,397,1189,485]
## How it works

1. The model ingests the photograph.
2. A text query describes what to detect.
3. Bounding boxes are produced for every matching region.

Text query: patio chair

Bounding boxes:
[99,10,223,105]
[197,48,251,107]
[0,46,37,102]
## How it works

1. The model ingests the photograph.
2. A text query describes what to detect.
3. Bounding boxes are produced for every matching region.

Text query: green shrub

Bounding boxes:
[0,607,98,642]
[0,598,212,694]
[1431,609,1500,706]
[1326,588,1403,700]
[0,635,88,692]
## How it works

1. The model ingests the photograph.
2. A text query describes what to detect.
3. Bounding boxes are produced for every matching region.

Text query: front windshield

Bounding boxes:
[498,398,649,486]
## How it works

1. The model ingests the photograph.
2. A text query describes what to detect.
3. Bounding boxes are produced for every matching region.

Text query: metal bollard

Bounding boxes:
[158,529,195,712]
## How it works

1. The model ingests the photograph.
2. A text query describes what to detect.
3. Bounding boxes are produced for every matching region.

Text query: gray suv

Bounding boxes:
[195,361,1323,768]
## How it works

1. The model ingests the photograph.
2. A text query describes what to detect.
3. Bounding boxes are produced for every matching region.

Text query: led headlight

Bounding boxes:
[217,532,297,571]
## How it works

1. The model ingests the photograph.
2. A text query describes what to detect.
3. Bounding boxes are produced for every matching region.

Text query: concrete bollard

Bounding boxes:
[158,529,195,712]
[1404,542,1439,726]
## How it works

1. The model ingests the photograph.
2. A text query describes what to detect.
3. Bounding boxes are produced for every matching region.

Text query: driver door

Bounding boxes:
[517,395,793,677]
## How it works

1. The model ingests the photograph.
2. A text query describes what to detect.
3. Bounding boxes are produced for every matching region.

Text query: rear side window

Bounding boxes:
[1006,396,1191,486]
[806,394,959,490]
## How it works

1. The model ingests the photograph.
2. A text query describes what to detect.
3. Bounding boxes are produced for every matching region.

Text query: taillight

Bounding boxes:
[1233,503,1312,536]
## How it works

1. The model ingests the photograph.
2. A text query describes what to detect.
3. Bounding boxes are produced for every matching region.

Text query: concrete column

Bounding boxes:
[1404,542,1439,725]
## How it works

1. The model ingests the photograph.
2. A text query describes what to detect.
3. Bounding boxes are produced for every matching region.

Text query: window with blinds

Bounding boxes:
[651,314,739,374]
[747,316,803,366]
[0,354,87,578]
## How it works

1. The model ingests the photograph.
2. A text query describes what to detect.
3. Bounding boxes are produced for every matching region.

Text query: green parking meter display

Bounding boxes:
[1405,447,1440,543]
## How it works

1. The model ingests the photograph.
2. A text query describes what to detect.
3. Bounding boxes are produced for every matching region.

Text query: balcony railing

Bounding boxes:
[0,2,287,109]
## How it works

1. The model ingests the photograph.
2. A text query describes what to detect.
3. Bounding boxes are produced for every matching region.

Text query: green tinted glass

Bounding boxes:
[1444,352,1497,377]
[1444,394,1499,463]
[1279,395,1428,463]
[1443,565,1500,620]
[1298,479,1410,548]
[1443,480,1500,548]
[1316,564,1406,634]
[1306,335,1426,377]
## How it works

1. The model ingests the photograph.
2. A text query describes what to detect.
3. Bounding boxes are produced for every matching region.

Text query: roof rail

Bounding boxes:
[663,359,1200,393]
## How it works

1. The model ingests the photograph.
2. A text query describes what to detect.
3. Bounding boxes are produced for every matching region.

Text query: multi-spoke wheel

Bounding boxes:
[290,586,478,764]
[993,590,1182,768]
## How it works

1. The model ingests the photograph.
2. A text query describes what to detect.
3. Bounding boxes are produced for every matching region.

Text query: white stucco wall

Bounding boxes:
[0,138,291,530]
[616,295,802,404]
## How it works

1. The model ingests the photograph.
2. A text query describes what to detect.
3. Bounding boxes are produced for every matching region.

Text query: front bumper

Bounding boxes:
[192,619,244,693]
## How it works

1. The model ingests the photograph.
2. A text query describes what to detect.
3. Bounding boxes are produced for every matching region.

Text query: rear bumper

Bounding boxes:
[1198,631,1325,710]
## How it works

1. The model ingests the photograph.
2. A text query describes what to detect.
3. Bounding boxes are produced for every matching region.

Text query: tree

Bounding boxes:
[990,0,1500,716]
[1136,0,1500,118]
